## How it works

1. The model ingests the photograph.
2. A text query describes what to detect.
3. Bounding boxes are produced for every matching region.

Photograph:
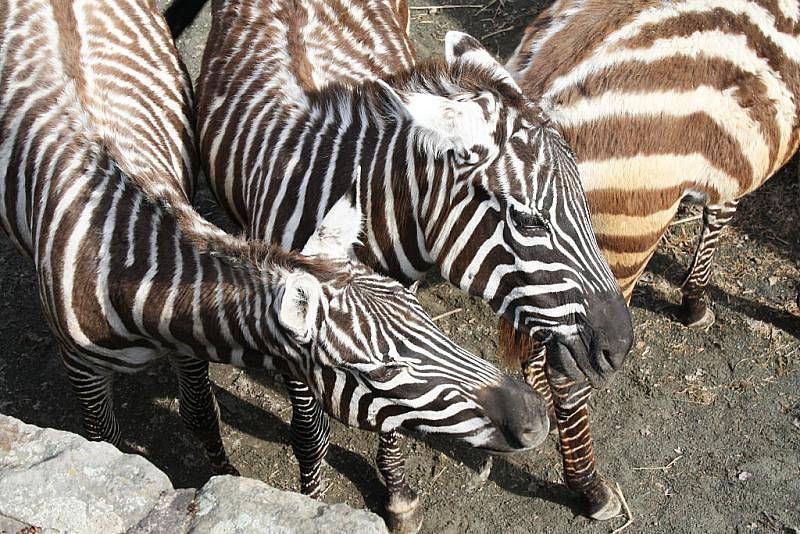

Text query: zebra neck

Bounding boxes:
[112,190,293,373]
[305,93,439,282]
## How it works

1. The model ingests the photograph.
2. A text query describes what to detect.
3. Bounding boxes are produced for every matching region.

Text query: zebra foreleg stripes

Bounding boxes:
[520,342,555,426]
[681,200,740,328]
[377,431,421,533]
[170,354,239,475]
[286,379,331,497]
[286,378,422,530]
[547,371,619,520]
[499,318,620,519]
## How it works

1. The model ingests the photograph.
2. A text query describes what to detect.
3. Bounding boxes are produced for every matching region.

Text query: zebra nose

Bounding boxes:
[585,290,633,379]
[484,375,550,450]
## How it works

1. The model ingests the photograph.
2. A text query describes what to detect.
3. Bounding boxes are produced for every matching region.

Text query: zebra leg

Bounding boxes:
[286,378,331,498]
[61,347,121,445]
[170,353,239,476]
[680,200,739,328]
[377,430,422,534]
[521,343,556,429]
[548,370,620,521]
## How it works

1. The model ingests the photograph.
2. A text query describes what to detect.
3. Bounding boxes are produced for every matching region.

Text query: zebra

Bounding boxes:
[506,0,800,328]
[0,1,552,529]
[196,0,634,522]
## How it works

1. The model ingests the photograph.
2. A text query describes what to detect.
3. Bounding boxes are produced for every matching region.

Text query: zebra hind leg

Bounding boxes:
[548,369,621,521]
[680,200,739,328]
[170,353,239,475]
[377,430,422,534]
[286,378,331,498]
[61,347,121,445]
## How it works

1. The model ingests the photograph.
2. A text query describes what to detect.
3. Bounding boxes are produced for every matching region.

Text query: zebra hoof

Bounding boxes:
[680,297,715,329]
[584,478,621,521]
[385,491,422,533]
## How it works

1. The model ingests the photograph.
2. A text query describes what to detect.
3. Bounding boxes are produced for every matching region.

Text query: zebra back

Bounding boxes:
[507,0,800,297]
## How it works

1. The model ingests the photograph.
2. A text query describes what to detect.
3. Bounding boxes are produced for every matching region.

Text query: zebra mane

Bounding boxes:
[299,60,529,116]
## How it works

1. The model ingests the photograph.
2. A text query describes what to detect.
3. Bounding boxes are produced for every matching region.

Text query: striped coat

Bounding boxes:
[196,0,634,523]
[507,0,800,325]
[0,0,549,508]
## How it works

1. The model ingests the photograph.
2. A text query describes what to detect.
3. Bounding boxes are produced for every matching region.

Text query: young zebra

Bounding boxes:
[196,0,634,522]
[506,0,800,327]
[0,0,551,523]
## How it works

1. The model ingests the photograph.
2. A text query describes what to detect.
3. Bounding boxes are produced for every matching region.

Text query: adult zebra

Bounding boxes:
[196,0,634,522]
[0,0,551,528]
[506,0,800,328]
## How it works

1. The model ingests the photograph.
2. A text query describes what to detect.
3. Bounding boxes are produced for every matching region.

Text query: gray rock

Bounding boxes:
[129,489,197,534]
[0,415,388,534]
[0,415,173,533]
[190,476,388,534]
[0,512,33,533]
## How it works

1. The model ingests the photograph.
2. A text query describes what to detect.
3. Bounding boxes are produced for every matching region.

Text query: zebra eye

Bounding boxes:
[363,360,405,382]
[510,206,550,233]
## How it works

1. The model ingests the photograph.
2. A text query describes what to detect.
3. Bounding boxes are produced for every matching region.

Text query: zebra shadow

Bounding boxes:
[409,431,583,516]
[629,166,799,339]
[215,370,389,514]
[634,249,799,340]
[238,371,582,517]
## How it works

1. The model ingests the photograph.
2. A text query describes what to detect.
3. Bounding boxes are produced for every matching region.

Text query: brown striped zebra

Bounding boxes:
[0,0,552,524]
[507,0,800,328]
[196,0,634,523]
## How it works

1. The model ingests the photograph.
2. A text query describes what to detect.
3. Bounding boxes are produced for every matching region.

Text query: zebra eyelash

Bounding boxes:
[509,204,550,233]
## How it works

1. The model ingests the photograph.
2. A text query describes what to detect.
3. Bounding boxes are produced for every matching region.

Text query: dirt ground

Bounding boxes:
[1,1,799,533]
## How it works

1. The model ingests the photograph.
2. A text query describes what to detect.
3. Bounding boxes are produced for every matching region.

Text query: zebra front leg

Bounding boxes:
[680,200,739,328]
[548,370,620,521]
[377,430,422,534]
[170,353,239,475]
[521,343,555,429]
[286,378,331,498]
[61,347,121,445]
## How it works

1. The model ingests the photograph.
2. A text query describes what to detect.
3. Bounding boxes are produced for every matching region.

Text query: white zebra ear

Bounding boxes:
[301,169,363,261]
[278,272,322,343]
[377,79,494,158]
[444,31,522,94]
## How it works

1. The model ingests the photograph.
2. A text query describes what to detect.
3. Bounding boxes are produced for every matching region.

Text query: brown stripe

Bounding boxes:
[607,252,653,281]
[516,0,664,98]
[586,182,696,217]
[284,3,319,93]
[750,0,800,34]
[550,54,781,176]
[559,114,754,191]
[594,226,666,255]
[612,7,800,172]
[50,0,87,103]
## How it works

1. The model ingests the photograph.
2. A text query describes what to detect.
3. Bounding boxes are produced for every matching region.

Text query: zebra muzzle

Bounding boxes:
[477,374,550,452]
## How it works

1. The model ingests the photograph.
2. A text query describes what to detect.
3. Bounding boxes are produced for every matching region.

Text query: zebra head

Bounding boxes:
[378,32,633,386]
[273,182,549,453]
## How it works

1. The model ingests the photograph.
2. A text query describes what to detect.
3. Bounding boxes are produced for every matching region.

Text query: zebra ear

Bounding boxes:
[301,169,363,261]
[378,79,495,158]
[444,31,522,94]
[278,272,322,343]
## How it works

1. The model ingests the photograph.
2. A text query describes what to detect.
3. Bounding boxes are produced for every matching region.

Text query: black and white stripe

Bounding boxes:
[0,0,550,524]
[196,0,634,523]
